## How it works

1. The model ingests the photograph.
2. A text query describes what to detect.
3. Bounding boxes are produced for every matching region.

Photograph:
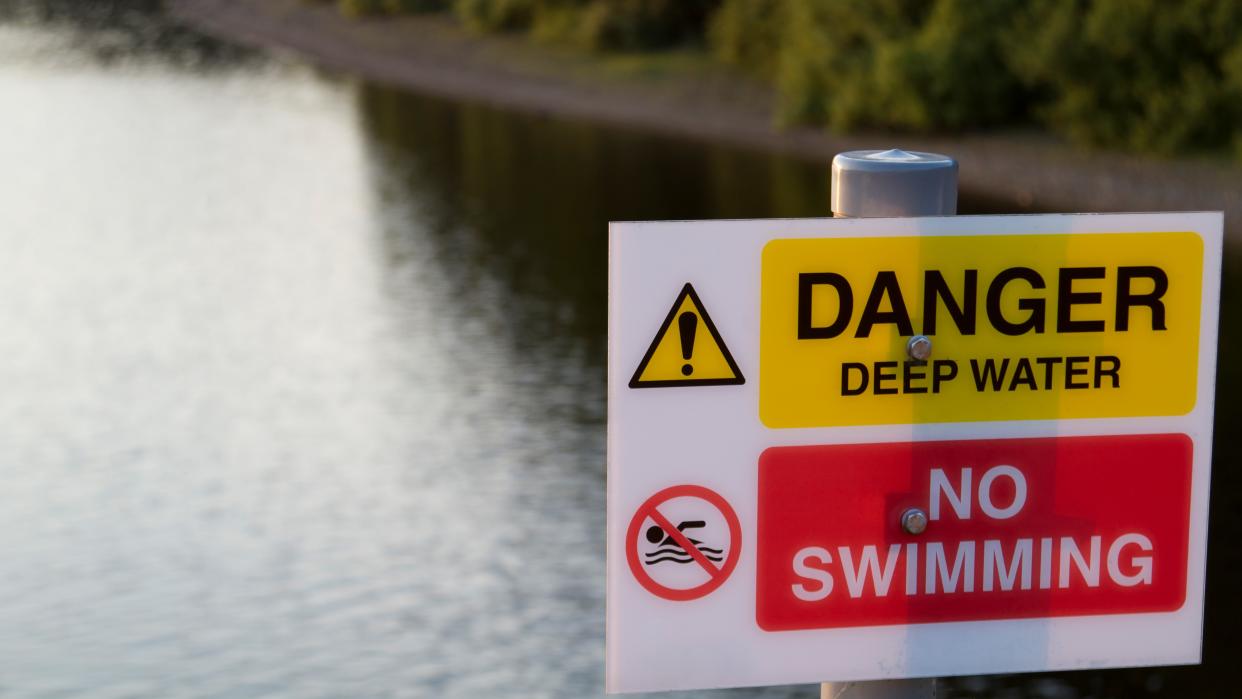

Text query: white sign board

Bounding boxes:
[606,212,1222,693]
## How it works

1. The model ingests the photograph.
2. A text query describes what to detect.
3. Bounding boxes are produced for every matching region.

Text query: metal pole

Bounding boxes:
[831,149,957,218]
[820,148,958,699]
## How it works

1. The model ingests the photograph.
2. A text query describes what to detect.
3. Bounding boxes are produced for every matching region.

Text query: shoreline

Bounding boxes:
[170,0,1240,237]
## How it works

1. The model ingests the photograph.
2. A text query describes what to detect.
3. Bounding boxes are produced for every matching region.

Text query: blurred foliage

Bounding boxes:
[335,0,448,18]
[454,0,719,50]
[1005,0,1242,155]
[338,0,1242,157]
[706,0,780,76]
[712,0,1242,155]
[453,0,532,30]
[770,0,1026,131]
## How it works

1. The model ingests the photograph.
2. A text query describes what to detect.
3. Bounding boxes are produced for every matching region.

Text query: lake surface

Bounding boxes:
[0,5,1237,698]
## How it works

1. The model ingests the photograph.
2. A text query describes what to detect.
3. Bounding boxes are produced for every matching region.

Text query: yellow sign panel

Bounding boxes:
[760,232,1203,427]
[631,283,744,388]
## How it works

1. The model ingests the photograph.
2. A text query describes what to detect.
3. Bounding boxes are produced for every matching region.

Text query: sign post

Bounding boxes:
[821,149,959,699]
[607,156,1222,695]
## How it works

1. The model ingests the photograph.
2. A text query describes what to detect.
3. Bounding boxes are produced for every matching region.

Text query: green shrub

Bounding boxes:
[1227,41,1242,158]
[338,0,447,16]
[1007,0,1242,154]
[384,0,450,11]
[454,0,716,49]
[713,0,1242,154]
[337,0,383,16]
[576,0,719,50]
[454,0,540,31]
[770,0,1027,131]
[708,0,782,75]
[343,0,1242,156]
[775,0,925,128]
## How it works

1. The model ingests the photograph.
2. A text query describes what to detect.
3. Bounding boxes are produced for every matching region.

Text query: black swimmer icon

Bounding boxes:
[643,520,725,565]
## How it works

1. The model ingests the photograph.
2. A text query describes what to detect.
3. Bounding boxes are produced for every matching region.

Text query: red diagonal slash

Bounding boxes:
[626,485,741,601]
[646,507,721,578]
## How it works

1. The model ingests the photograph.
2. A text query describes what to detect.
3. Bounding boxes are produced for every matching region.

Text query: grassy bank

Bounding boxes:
[324,0,1242,160]
[171,0,1242,241]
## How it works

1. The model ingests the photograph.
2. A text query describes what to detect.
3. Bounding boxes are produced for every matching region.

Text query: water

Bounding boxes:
[0,5,1238,698]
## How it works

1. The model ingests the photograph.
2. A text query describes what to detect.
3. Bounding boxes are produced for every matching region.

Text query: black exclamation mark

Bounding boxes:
[678,311,697,376]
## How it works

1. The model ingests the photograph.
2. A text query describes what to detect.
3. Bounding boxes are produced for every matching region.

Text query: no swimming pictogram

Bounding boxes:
[625,485,741,601]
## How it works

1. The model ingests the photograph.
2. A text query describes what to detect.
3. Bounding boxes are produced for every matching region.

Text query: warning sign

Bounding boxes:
[607,212,1222,694]
[625,484,742,601]
[757,434,1192,630]
[629,283,744,388]
[761,232,1204,427]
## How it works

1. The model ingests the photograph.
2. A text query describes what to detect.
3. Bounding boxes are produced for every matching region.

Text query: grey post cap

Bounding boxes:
[831,149,958,218]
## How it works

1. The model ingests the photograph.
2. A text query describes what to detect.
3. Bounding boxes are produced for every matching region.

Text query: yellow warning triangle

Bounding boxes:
[629,283,745,388]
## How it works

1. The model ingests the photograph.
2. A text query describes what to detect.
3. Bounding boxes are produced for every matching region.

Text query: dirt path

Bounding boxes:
[170,0,1240,237]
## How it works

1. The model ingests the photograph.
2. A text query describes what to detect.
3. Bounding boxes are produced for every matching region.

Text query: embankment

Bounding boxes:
[170,0,1242,236]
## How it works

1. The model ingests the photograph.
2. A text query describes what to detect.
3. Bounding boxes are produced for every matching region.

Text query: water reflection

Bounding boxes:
[360,84,836,362]
[358,84,828,699]
[357,85,1242,699]
[0,0,258,67]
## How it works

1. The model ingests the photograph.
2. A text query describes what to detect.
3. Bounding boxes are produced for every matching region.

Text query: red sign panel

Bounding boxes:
[757,434,1192,631]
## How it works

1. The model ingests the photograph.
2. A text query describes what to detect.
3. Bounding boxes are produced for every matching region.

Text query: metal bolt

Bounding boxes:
[906,335,932,361]
[901,508,928,535]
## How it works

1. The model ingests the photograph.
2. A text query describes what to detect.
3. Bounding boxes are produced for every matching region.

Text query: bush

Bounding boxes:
[717,0,1026,131]
[708,0,782,75]
[1007,0,1242,154]
[337,0,382,16]
[712,0,1242,154]
[454,0,716,49]
[575,0,719,50]
[346,0,1242,156]
[338,0,447,17]
[454,0,538,31]
[386,0,450,10]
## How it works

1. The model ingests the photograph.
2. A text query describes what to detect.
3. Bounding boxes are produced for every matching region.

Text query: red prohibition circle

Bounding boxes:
[625,484,742,601]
